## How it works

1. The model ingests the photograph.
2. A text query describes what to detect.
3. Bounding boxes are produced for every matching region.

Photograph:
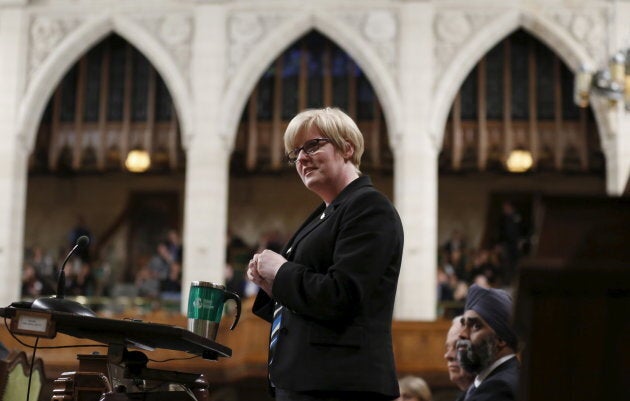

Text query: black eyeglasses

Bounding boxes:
[286,138,331,164]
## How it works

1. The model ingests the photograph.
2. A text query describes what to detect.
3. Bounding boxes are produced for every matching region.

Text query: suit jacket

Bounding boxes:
[253,176,404,399]
[457,357,519,401]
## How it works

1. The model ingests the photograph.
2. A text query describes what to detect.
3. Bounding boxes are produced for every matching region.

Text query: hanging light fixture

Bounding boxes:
[574,66,593,108]
[506,149,533,173]
[574,48,630,111]
[125,148,151,173]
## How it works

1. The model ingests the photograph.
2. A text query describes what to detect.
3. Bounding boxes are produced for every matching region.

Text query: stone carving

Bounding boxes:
[433,7,610,82]
[433,10,495,79]
[363,10,397,43]
[29,16,81,80]
[227,11,289,77]
[339,9,398,75]
[27,12,193,90]
[227,9,398,80]
[160,14,193,75]
[160,14,193,47]
[133,14,194,87]
[550,9,608,64]
[435,12,471,45]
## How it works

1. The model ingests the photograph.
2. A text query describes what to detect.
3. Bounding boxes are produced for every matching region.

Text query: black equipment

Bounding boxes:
[0,306,231,400]
[31,235,96,316]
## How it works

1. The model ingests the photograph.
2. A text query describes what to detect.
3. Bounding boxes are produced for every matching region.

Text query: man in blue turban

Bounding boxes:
[455,284,520,401]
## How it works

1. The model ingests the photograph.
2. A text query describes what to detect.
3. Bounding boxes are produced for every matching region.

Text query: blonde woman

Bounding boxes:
[248,108,404,401]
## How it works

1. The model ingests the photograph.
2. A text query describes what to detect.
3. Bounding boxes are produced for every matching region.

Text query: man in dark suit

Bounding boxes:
[248,107,404,401]
[455,285,520,401]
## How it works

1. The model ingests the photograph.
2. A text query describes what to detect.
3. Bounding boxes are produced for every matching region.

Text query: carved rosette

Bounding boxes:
[433,10,495,83]
[550,9,608,65]
[338,9,398,77]
[133,14,194,87]
[28,16,81,81]
[227,11,291,77]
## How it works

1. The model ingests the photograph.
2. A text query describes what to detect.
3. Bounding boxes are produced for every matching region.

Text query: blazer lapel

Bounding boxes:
[282,176,373,260]
[282,204,326,260]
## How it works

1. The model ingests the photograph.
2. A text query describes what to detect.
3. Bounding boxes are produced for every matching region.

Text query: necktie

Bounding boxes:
[269,302,283,384]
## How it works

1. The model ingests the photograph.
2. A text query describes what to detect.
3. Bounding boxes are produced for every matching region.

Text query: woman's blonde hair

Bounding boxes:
[398,375,433,401]
[283,107,364,172]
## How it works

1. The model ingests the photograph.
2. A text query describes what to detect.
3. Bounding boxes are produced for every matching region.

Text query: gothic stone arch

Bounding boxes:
[18,14,194,154]
[220,9,404,153]
[429,8,605,152]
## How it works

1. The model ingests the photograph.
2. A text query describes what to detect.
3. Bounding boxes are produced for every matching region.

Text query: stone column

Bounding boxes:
[393,2,438,321]
[0,7,28,307]
[602,102,630,195]
[617,112,630,194]
[181,5,230,312]
[605,1,630,195]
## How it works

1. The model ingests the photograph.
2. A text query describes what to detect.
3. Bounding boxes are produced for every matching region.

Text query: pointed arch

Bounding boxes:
[429,10,597,148]
[220,11,402,151]
[17,15,193,153]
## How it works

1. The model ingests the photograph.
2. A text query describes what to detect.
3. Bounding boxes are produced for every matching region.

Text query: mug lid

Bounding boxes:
[191,281,225,290]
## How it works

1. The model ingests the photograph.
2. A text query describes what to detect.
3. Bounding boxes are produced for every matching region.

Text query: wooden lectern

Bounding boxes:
[514,196,630,401]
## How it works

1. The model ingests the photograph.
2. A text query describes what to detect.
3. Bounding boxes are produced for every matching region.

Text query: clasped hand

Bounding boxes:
[247,249,286,297]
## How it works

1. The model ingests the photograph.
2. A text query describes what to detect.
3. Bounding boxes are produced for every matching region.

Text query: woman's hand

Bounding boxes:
[247,249,286,297]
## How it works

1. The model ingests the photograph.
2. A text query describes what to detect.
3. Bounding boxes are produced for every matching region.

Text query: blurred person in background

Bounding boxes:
[396,376,432,401]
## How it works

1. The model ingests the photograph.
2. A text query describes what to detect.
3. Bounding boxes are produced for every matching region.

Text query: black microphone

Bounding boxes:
[56,235,90,299]
[31,235,96,317]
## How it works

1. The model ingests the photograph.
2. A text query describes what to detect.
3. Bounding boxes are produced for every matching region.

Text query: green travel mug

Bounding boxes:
[187,281,241,341]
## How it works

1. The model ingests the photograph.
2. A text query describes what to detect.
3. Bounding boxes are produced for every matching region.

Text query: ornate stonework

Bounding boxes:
[28,12,194,90]
[28,15,81,81]
[132,13,194,87]
[549,8,608,65]
[227,9,398,82]
[433,10,496,81]
[226,11,291,77]
[338,9,398,76]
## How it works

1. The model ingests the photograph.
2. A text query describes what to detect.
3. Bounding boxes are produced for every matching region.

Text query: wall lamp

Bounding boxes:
[506,149,533,173]
[125,148,151,173]
[574,48,630,111]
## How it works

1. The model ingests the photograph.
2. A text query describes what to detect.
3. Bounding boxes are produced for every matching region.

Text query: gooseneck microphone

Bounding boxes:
[31,235,96,317]
[56,235,90,299]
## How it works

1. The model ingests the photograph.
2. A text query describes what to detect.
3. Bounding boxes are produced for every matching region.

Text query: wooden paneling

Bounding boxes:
[440,31,603,174]
[392,319,453,386]
[515,196,630,401]
[33,36,185,174]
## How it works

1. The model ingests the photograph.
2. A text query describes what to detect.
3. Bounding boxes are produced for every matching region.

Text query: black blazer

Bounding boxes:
[458,357,519,401]
[253,176,404,399]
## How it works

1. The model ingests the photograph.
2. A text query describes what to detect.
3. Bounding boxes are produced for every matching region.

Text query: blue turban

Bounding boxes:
[465,284,518,350]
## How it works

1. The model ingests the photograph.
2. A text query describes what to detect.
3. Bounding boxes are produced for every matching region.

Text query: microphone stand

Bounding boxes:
[31,236,96,317]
